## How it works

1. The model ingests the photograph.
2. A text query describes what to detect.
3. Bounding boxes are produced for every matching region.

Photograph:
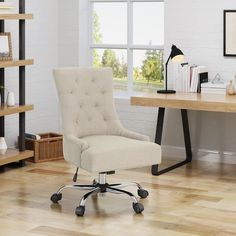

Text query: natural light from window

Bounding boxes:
[90,0,164,96]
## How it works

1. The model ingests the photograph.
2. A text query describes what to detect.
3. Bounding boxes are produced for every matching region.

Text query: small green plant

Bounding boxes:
[0,86,9,92]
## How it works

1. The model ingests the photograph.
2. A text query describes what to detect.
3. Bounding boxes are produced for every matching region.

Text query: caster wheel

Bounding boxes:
[50,193,62,203]
[75,205,85,217]
[133,202,144,214]
[137,189,149,199]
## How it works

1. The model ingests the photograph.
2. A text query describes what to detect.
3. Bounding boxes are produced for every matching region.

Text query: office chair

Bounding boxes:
[51,67,161,216]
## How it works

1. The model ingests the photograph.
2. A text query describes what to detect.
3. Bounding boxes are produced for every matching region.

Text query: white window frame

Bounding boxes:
[79,0,164,96]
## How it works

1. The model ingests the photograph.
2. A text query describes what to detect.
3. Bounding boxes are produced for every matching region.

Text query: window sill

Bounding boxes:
[114,95,130,102]
[113,90,159,100]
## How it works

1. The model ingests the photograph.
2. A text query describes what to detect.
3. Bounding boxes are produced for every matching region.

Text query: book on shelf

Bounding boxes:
[25,133,41,140]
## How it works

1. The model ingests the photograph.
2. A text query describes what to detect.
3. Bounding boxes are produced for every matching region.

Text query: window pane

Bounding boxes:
[92,3,127,44]
[93,49,128,94]
[133,2,164,45]
[133,49,164,93]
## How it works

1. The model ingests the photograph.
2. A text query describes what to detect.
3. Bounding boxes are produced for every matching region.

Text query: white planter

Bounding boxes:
[0,137,7,155]
[6,91,15,107]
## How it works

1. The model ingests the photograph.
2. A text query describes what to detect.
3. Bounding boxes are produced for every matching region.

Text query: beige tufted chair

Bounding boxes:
[51,67,161,216]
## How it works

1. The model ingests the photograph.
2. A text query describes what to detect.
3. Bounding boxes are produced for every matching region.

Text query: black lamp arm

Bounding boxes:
[165,54,171,91]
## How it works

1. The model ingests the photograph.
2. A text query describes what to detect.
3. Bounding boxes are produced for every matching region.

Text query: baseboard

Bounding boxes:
[162,145,236,164]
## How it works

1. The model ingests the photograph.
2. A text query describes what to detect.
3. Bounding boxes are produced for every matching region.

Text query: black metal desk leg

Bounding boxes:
[152,107,165,175]
[152,109,193,176]
[181,109,192,162]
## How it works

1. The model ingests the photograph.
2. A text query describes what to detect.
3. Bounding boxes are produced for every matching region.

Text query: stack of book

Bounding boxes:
[25,133,41,140]
[0,2,15,13]
[175,64,208,93]
[201,82,226,94]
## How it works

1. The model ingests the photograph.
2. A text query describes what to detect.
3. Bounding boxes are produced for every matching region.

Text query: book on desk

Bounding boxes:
[175,64,228,95]
[201,82,227,94]
[175,64,208,93]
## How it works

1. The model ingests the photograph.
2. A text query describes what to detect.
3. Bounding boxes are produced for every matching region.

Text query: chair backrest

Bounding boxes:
[53,67,123,138]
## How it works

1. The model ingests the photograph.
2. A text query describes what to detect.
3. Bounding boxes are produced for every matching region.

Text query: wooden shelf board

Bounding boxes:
[0,59,34,68]
[0,149,34,166]
[0,13,33,20]
[0,104,34,117]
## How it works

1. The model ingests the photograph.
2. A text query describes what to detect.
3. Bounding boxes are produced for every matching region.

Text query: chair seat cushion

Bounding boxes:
[80,135,161,172]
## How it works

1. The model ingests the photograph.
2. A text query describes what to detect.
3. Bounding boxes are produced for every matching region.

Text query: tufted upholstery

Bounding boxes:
[54,67,161,171]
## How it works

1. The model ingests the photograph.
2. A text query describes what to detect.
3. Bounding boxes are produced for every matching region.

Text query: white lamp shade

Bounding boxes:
[172,54,185,63]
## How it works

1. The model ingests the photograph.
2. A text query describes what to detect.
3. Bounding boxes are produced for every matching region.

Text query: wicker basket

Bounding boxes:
[25,133,64,163]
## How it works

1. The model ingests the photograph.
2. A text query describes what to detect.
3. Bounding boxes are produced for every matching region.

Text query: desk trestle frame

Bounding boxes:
[151,108,193,176]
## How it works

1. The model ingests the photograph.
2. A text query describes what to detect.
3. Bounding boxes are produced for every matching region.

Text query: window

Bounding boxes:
[88,0,164,96]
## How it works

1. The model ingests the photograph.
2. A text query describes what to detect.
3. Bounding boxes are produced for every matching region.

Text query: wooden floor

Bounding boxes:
[0,158,236,236]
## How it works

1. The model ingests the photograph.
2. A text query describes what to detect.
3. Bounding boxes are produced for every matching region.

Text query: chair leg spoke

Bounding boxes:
[56,185,96,194]
[79,187,100,207]
[107,187,138,204]
[110,182,142,190]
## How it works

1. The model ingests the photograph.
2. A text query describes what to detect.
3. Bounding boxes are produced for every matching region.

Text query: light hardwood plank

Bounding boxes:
[30,226,95,236]
[0,158,235,235]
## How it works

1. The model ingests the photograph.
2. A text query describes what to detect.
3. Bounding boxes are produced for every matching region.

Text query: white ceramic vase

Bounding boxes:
[6,91,15,107]
[0,137,7,155]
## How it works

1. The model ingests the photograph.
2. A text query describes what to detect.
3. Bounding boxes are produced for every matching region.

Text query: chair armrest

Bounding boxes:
[120,129,150,142]
[65,135,89,150]
[63,135,89,167]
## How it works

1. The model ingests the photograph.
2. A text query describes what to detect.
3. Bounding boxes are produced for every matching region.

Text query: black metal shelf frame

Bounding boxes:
[0,0,27,166]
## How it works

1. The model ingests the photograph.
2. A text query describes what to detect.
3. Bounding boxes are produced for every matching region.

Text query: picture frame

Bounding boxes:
[0,32,13,61]
[224,10,236,57]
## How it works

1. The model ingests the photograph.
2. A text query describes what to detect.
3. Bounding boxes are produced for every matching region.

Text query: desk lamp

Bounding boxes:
[157,45,185,94]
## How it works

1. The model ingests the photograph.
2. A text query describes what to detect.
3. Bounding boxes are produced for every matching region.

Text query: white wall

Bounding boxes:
[56,0,236,157]
[58,0,79,67]
[4,0,236,158]
[166,0,236,82]
[4,0,60,147]
[117,0,236,157]
[164,0,236,154]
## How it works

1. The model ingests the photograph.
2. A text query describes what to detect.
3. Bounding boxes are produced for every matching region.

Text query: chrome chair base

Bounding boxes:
[50,173,149,216]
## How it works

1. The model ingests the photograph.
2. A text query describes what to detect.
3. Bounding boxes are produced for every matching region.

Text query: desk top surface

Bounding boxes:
[130,93,236,113]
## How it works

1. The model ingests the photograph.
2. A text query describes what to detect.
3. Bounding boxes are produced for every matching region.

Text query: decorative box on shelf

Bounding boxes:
[25,133,64,163]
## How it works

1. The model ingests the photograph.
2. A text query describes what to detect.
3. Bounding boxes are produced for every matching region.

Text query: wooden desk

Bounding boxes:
[131,93,236,176]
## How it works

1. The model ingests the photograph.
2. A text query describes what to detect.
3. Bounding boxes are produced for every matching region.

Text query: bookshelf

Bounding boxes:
[0,13,33,20]
[0,104,33,116]
[0,59,34,68]
[0,0,34,171]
